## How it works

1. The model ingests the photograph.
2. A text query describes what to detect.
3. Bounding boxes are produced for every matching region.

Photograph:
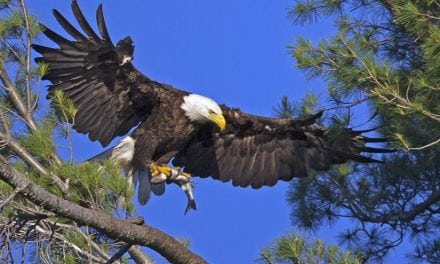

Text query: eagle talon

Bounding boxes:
[149,164,189,183]
[175,171,191,183]
[149,164,172,177]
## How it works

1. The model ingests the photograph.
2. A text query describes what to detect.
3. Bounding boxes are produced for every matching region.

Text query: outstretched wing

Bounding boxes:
[173,106,391,189]
[33,1,174,146]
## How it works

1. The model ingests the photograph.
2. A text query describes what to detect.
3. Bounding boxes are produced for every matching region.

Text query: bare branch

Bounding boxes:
[34,225,106,263]
[0,111,11,137]
[50,222,112,261]
[0,155,207,264]
[18,0,32,111]
[404,138,440,151]
[0,132,47,175]
[0,68,37,131]
[128,246,154,264]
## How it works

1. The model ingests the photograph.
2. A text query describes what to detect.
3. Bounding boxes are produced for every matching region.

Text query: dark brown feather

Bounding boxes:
[96,4,112,42]
[52,9,88,42]
[71,0,101,43]
[174,105,392,189]
[35,2,393,200]
[34,1,182,147]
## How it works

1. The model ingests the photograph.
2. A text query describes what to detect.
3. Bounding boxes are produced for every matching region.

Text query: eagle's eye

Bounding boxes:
[208,110,215,115]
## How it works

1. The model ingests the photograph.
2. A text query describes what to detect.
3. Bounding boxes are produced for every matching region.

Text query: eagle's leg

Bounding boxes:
[149,163,190,184]
[149,163,196,213]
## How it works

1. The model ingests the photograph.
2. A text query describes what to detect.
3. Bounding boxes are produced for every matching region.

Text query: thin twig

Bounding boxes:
[18,0,32,111]
[0,132,47,175]
[0,132,70,198]
[341,39,440,122]
[35,225,106,263]
[0,39,24,64]
[0,67,37,131]
[47,221,112,260]
[0,183,29,212]
[0,104,29,126]
[259,251,274,264]
[0,111,11,138]
[405,138,440,151]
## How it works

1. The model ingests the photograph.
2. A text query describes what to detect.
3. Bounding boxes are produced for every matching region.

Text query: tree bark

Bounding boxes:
[129,246,154,264]
[0,155,206,264]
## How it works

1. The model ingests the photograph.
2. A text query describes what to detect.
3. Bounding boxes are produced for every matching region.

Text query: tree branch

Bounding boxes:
[128,246,154,264]
[0,132,69,197]
[0,132,47,175]
[0,67,37,132]
[0,183,28,212]
[47,221,113,261]
[404,138,440,151]
[334,175,440,224]
[34,225,106,263]
[18,0,32,111]
[0,155,207,264]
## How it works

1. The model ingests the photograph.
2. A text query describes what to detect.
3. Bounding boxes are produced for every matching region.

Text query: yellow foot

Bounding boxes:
[150,164,172,177]
[149,164,191,183]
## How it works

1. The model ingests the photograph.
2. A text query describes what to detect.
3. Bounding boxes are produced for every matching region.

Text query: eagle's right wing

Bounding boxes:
[33,0,176,147]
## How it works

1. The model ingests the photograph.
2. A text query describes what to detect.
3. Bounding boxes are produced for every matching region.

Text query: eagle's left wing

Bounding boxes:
[173,105,391,189]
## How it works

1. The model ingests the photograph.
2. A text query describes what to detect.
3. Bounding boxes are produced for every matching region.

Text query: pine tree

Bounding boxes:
[258,234,362,264]
[277,0,439,262]
[0,1,200,263]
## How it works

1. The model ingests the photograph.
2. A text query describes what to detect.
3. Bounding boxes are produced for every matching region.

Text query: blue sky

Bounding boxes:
[28,1,406,263]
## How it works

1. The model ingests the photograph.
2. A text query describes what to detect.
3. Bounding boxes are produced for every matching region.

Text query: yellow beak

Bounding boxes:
[209,112,226,131]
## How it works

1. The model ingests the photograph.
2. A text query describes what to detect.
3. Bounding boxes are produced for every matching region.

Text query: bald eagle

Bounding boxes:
[33,1,390,212]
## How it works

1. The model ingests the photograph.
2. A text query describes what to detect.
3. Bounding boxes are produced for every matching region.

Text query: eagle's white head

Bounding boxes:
[181,94,226,131]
